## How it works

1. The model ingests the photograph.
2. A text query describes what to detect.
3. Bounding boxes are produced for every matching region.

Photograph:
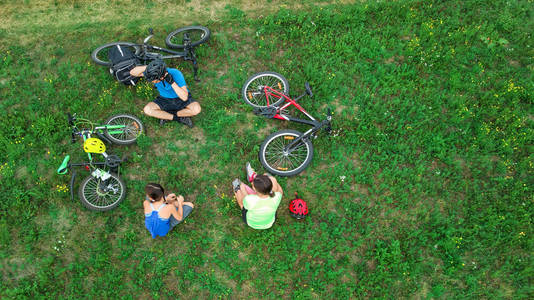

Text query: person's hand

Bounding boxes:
[164,73,174,84]
[172,195,184,207]
[166,193,177,203]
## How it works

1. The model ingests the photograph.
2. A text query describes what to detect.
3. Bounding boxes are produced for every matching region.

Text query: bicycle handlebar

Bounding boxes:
[57,155,70,174]
[67,113,75,126]
[144,28,155,44]
[305,82,313,97]
[143,34,154,44]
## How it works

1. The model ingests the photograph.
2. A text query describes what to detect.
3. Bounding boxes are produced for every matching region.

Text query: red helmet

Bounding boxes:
[289,192,308,220]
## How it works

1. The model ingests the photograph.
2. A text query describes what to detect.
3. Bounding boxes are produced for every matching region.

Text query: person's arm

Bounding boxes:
[171,82,189,101]
[168,194,184,221]
[267,175,283,196]
[143,200,149,213]
[130,65,147,77]
[166,70,189,101]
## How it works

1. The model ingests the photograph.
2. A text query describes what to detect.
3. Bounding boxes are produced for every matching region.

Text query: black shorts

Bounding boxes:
[153,94,196,114]
[241,208,248,225]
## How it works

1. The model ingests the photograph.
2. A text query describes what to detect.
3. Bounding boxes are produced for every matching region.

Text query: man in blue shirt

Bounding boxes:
[130,59,201,127]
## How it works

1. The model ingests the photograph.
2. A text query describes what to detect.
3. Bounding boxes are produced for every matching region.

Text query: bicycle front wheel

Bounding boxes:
[104,114,144,145]
[259,129,314,177]
[91,42,140,66]
[79,173,126,211]
[242,71,289,109]
[165,26,211,49]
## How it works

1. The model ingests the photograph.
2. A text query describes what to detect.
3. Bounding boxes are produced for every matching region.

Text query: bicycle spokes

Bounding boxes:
[169,28,207,46]
[246,78,285,107]
[106,117,141,141]
[83,178,122,208]
[264,135,309,171]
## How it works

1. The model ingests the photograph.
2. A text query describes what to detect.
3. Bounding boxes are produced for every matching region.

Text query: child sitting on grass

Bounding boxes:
[144,183,194,238]
[232,163,283,230]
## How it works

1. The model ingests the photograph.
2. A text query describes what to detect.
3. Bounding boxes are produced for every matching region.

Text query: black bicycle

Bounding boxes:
[91,26,211,80]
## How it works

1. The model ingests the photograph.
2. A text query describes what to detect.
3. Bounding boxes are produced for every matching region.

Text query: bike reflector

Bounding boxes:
[284,136,294,140]
[83,138,106,154]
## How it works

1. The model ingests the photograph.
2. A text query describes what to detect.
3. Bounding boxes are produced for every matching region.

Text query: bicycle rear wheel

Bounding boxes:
[242,71,289,109]
[259,129,314,177]
[104,114,144,145]
[165,26,211,49]
[79,173,126,211]
[91,42,140,66]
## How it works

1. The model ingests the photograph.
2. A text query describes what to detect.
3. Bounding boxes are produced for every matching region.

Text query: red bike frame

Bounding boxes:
[261,86,318,126]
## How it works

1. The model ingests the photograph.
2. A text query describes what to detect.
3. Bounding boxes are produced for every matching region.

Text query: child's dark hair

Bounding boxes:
[145,183,164,202]
[253,175,274,197]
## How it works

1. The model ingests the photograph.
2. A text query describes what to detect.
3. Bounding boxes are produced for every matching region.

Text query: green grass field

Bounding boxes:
[1,0,532,298]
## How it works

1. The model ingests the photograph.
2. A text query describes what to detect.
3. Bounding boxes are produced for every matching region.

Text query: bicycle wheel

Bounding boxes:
[104,114,144,145]
[242,71,289,109]
[165,26,211,49]
[259,129,314,177]
[79,173,126,211]
[91,42,140,66]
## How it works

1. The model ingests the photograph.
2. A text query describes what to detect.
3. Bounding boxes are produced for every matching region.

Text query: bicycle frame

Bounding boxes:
[258,86,331,151]
[139,44,199,80]
[70,121,124,160]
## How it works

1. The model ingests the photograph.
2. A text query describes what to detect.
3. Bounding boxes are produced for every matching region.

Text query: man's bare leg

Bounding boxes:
[176,102,201,117]
[143,102,174,120]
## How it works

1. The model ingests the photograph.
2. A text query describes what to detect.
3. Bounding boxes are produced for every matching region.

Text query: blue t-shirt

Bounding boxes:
[155,68,187,99]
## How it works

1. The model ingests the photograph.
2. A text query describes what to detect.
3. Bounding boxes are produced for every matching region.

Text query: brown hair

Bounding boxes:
[253,175,274,197]
[145,183,164,202]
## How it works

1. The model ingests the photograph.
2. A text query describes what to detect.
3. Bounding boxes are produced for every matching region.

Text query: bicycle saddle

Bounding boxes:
[253,106,278,119]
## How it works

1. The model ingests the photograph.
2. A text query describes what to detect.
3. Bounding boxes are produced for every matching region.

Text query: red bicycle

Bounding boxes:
[242,71,332,176]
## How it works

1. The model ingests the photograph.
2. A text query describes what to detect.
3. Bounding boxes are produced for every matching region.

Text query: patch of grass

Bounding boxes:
[1,0,533,298]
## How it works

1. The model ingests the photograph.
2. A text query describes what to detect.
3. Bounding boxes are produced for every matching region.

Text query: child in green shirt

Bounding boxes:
[232,163,283,229]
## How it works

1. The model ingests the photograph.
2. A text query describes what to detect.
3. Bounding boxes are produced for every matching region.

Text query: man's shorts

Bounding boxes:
[153,93,196,114]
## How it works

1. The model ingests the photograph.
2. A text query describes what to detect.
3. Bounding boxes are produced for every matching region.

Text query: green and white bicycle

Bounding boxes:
[57,113,144,211]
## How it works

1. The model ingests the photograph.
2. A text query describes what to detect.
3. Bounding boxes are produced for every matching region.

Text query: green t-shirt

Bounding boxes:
[243,192,282,229]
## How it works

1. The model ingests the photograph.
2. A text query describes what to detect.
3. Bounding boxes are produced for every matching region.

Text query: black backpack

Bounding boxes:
[108,45,140,86]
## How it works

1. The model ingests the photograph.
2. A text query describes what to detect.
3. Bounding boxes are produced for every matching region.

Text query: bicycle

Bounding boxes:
[241,71,333,176]
[91,26,211,81]
[56,113,144,211]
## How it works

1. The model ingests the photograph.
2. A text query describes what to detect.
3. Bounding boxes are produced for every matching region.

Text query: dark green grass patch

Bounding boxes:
[1,0,532,298]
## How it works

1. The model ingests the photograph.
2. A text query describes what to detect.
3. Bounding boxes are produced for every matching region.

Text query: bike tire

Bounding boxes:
[104,114,144,145]
[259,129,314,177]
[165,26,211,49]
[242,71,289,109]
[79,172,126,211]
[91,42,140,66]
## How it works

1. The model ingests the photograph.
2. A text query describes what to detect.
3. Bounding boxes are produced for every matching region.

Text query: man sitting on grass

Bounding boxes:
[130,59,201,128]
